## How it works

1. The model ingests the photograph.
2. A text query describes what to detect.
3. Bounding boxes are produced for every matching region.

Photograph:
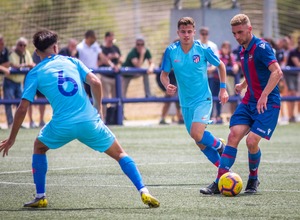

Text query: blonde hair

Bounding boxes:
[230,14,251,26]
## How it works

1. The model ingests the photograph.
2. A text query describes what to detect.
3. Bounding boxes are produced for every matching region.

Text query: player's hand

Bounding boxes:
[235,83,244,95]
[219,88,229,105]
[257,94,268,114]
[166,84,177,96]
[0,139,15,157]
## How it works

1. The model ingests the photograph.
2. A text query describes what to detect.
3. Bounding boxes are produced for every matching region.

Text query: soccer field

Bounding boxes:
[0,124,299,219]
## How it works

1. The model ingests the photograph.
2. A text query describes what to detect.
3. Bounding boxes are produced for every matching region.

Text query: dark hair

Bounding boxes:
[105,31,113,38]
[85,30,95,38]
[33,30,58,52]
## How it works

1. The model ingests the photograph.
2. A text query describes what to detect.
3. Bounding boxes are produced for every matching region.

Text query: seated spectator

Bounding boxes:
[122,37,155,98]
[219,41,239,118]
[58,38,78,58]
[99,31,122,124]
[6,37,35,129]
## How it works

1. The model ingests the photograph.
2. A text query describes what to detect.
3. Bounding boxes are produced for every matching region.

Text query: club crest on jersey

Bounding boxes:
[259,43,266,49]
[193,55,200,63]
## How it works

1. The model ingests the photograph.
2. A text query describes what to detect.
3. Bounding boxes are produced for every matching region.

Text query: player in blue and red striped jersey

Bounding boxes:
[200,14,283,195]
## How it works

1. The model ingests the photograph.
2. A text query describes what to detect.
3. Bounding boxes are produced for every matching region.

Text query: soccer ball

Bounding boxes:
[218,172,243,196]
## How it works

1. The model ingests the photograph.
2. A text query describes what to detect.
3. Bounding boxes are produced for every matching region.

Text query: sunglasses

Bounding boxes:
[136,43,144,46]
[18,44,27,47]
[200,33,208,36]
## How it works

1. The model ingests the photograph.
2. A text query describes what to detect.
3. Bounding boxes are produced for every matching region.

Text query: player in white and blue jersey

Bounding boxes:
[160,17,229,184]
[0,30,159,208]
[200,14,283,195]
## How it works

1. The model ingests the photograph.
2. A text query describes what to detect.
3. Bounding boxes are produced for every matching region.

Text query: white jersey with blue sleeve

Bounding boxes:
[22,55,99,124]
[161,40,220,107]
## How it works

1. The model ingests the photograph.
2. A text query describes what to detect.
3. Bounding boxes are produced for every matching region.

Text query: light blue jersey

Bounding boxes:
[23,55,115,151]
[23,55,98,124]
[161,40,220,108]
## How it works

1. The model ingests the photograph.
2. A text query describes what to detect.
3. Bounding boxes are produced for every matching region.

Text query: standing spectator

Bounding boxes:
[198,27,222,123]
[5,37,35,129]
[77,30,115,97]
[160,17,228,174]
[32,51,46,127]
[122,37,155,98]
[0,34,10,97]
[157,39,183,125]
[99,31,122,124]
[219,41,240,118]
[200,14,283,195]
[286,36,300,123]
[58,38,79,58]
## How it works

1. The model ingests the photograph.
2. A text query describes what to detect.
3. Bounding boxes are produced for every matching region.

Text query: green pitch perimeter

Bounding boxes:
[0,124,299,219]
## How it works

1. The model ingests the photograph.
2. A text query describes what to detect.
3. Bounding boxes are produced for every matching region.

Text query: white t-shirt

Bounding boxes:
[76,40,102,69]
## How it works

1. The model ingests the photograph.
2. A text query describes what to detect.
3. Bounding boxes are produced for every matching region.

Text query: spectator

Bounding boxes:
[156,69,183,125]
[32,51,46,127]
[5,37,35,129]
[58,38,79,58]
[198,27,222,124]
[76,30,115,97]
[219,41,240,119]
[122,37,155,98]
[0,34,10,95]
[0,35,10,129]
[157,39,183,125]
[285,36,300,123]
[99,31,122,124]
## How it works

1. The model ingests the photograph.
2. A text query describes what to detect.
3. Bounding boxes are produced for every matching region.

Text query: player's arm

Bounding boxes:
[217,60,229,105]
[257,62,283,114]
[0,99,30,157]
[235,79,247,95]
[86,72,103,117]
[160,70,177,96]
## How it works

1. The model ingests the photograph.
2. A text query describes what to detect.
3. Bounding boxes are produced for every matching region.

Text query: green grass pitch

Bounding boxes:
[0,124,300,219]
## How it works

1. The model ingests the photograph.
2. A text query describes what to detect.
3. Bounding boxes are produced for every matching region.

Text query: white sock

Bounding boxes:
[36,193,46,198]
[139,187,149,194]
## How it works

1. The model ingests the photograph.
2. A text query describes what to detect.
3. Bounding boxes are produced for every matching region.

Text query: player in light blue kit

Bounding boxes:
[160,17,229,183]
[0,30,159,208]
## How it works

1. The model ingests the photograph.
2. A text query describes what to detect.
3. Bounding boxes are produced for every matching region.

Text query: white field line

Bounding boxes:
[0,181,299,193]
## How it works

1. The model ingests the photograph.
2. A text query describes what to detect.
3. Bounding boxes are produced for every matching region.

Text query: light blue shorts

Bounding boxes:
[37,119,115,152]
[181,100,213,134]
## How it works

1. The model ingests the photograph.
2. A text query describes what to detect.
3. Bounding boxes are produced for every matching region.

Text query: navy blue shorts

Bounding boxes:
[230,103,280,140]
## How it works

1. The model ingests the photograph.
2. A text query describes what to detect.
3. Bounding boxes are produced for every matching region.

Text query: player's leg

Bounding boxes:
[24,121,74,207]
[105,140,160,208]
[79,120,159,208]
[24,139,49,207]
[244,132,261,193]
[200,124,248,195]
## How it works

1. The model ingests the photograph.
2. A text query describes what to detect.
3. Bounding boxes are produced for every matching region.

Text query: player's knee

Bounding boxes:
[245,137,259,153]
[33,139,48,154]
[190,129,202,142]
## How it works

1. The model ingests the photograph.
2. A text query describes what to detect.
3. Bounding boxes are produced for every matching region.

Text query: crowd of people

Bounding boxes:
[0,25,299,129]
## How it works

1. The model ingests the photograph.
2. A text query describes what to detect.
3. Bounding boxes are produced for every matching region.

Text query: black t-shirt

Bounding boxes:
[0,47,9,64]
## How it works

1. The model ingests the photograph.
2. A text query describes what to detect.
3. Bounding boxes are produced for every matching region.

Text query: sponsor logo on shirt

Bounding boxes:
[193,55,200,63]
[259,43,266,49]
[174,59,180,62]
